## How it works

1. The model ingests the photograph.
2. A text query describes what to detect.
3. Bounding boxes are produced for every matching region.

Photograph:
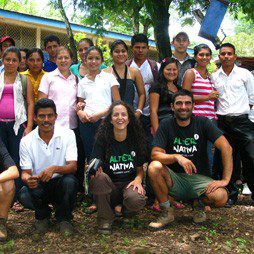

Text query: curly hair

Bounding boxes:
[95,101,147,161]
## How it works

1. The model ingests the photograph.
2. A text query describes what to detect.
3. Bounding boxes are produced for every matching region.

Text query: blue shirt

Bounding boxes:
[43,60,57,72]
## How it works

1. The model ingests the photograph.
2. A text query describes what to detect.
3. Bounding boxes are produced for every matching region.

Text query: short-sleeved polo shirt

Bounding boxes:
[19,125,77,177]
[39,68,79,129]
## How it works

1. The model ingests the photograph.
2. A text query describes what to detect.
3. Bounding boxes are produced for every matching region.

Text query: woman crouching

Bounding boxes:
[90,101,147,234]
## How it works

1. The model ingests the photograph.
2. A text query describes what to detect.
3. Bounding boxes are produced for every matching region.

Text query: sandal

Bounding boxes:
[114,205,123,217]
[172,201,185,209]
[12,202,24,212]
[84,204,97,214]
[150,203,161,212]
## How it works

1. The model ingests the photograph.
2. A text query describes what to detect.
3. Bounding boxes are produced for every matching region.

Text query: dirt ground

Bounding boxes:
[1,195,253,254]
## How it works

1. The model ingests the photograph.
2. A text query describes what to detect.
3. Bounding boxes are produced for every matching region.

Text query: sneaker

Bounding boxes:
[98,222,112,235]
[0,218,7,241]
[192,199,206,224]
[59,221,74,236]
[35,218,50,233]
[242,183,252,195]
[148,206,174,230]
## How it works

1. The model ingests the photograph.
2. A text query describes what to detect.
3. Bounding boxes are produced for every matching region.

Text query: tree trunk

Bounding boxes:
[57,0,78,63]
[132,7,142,34]
[143,19,151,35]
[147,0,172,61]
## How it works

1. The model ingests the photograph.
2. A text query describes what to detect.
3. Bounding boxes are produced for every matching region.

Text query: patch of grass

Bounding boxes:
[209,229,217,236]
[205,236,212,244]
[212,222,220,228]
[0,240,15,252]
[81,201,88,209]
[99,235,110,252]
[235,237,249,252]
[123,237,130,246]
[117,250,129,254]
[225,240,232,247]
[139,240,147,246]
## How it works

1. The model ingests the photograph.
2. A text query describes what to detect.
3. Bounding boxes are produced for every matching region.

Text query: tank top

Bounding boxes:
[0,84,15,119]
[191,69,216,119]
[112,66,136,107]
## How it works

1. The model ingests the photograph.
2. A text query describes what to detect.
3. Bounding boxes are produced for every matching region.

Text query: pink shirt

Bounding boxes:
[0,84,15,119]
[191,69,217,119]
[39,68,78,129]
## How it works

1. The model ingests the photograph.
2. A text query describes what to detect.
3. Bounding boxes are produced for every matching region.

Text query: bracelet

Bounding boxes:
[135,109,142,114]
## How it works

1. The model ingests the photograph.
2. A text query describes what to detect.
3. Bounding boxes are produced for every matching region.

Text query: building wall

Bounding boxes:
[0,17,159,61]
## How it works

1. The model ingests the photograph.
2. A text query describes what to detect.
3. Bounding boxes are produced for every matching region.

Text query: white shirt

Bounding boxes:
[130,59,160,116]
[249,108,254,123]
[77,71,119,116]
[211,65,254,116]
[19,125,77,177]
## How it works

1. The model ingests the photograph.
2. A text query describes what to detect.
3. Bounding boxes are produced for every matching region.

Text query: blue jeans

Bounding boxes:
[19,185,35,210]
[79,120,101,162]
[0,121,25,199]
[27,174,78,222]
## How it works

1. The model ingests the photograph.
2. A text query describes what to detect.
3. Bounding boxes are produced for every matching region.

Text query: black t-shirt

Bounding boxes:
[150,83,180,120]
[0,138,15,173]
[152,116,222,175]
[91,136,145,182]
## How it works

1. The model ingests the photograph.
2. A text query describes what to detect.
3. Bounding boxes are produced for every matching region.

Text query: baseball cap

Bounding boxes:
[172,32,189,41]
[0,36,15,45]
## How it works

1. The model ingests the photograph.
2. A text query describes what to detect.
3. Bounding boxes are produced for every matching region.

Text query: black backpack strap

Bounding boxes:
[148,59,159,82]
[126,59,133,67]
[75,75,79,85]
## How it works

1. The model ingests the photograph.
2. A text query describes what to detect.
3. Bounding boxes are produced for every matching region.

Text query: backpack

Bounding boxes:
[126,59,159,82]
[20,74,27,110]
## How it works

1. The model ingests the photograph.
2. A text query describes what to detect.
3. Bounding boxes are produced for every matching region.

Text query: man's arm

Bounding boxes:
[206,135,233,194]
[37,161,77,182]
[245,70,254,106]
[151,147,197,175]
[21,170,39,189]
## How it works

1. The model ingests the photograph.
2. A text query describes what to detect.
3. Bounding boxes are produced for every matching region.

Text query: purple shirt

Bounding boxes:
[39,68,78,129]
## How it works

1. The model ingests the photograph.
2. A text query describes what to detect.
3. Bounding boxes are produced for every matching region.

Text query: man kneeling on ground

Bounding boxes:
[20,98,78,235]
[148,89,233,230]
[0,138,19,241]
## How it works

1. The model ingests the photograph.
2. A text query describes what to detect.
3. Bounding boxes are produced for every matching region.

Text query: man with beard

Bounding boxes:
[148,89,233,230]
[19,98,78,235]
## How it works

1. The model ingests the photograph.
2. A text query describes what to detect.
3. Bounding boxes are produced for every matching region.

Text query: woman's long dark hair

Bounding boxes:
[95,101,147,161]
[152,57,179,104]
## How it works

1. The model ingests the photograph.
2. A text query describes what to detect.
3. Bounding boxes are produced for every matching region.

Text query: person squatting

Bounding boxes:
[0,32,253,240]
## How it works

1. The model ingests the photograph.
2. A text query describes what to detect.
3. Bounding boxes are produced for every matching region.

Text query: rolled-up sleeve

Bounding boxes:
[19,139,33,170]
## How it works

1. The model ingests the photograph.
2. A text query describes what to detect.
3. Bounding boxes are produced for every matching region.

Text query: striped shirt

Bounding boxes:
[191,69,216,119]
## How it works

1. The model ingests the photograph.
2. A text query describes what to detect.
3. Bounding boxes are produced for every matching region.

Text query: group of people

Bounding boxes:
[0,31,253,240]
